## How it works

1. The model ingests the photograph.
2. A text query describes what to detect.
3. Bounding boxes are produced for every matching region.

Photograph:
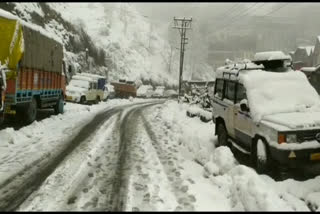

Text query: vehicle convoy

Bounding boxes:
[104,83,115,100]
[212,54,320,174]
[137,85,153,98]
[111,79,137,98]
[152,86,165,98]
[66,73,105,104]
[0,12,66,125]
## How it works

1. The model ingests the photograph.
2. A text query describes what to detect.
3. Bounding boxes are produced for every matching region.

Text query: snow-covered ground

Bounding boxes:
[144,100,320,211]
[0,98,149,186]
[1,99,320,211]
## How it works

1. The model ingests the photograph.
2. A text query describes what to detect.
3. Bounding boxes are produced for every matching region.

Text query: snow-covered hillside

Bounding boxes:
[0,2,215,87]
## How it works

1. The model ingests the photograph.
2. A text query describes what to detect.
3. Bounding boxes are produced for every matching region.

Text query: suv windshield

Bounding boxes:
[69,79,90,89]
[241,71,320,121]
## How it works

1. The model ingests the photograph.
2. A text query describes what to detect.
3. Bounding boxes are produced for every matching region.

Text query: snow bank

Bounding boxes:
[150,100,320,211]
[240,70,320,121]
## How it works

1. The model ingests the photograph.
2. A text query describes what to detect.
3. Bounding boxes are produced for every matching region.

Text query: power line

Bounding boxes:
[263,3,289,16]
[214,3,257,26]
[216,3,289,33]
[216,3,267,32]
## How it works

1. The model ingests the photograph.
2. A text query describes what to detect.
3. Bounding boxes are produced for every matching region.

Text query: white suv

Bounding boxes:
[211,61,320,174]
[66,75,104,104]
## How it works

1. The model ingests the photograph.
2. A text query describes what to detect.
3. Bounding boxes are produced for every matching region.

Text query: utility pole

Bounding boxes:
[172,17,192,102]
[85,48,89,72]
[168,45,173,74]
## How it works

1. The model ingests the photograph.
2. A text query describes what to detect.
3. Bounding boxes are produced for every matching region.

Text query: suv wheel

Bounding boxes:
[217,123,228,147]
[80,96,86,104]
[95,96,101,104]
[254,139,268,174]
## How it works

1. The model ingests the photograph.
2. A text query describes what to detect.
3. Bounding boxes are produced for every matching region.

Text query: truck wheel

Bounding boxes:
[253,139,269,174]
[54,96,64,115]
[0,113,4,126]
[80,96,86,104]
[25,97,37,124]
[217,123,228,147]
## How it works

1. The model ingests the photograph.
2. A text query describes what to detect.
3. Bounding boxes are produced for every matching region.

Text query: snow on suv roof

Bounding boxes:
[240,70,320,122]
[253,51,291,61]
[215,62,264,80]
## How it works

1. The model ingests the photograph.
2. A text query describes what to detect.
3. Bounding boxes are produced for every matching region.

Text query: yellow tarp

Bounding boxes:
[0,16,24,70]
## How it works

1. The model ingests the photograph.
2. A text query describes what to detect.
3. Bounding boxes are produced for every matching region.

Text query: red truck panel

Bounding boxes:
[111,82,137,97]
[17,68,65,91]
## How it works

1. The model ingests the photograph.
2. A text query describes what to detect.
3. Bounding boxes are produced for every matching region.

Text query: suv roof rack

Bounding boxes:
[221,62,264,79]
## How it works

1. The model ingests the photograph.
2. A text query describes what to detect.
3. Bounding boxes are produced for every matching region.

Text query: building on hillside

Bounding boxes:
[206,16,296,70]
[292,46,314,70]
[312,36,320,66]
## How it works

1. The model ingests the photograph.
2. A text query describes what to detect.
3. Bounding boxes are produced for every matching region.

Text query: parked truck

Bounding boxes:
[111,79,137,98]
[0,12,66,125]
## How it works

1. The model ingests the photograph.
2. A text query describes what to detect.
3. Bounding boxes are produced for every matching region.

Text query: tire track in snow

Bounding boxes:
[109,102,165,211]
[0,101,155,211]
[139,107,196,211]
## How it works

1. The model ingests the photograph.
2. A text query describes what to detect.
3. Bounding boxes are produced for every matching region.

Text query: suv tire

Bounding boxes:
[217,123,228,147]
[254,139,268,174]
[80,96,86,104]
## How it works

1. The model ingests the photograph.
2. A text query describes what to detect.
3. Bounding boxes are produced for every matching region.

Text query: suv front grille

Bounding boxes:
[297,130,320,142]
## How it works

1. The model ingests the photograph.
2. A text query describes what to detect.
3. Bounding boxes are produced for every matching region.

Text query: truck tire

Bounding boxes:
[0,113,4,126]
[80,96,86,104]
[217,123,228,147]
[54,96,64,115]
[25,97,37,124]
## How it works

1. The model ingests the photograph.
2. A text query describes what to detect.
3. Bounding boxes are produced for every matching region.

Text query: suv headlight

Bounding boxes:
[286,134,297,143]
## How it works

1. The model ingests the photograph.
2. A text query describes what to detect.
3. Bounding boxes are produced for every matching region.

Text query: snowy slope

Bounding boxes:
[2,2,214,87]
[49,3,179,86]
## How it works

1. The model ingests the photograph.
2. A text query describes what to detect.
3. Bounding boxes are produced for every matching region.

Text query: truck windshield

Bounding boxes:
[69,79,89,89]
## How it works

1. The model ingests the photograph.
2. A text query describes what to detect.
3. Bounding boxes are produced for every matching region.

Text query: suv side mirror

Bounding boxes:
[240,99,249,112]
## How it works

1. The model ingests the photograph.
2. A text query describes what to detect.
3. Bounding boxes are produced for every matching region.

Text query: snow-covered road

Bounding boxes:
[0,99,320,211]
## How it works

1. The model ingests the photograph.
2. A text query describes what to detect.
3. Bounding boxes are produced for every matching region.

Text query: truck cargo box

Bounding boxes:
[0,14,63,73]
[21,25,63,73]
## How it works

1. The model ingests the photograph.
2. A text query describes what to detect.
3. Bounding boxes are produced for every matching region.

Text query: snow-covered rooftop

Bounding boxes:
[297,46,315,56]
[300,67,317,72]
[253,51,291,61]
